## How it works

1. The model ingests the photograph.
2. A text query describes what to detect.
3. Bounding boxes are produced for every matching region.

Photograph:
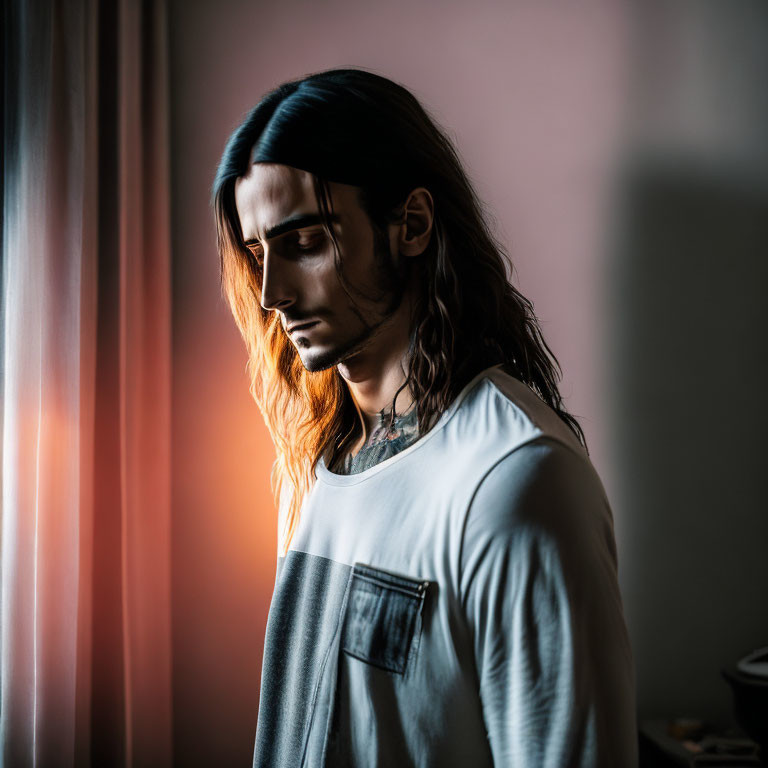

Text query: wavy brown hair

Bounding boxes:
[213,68,586,555]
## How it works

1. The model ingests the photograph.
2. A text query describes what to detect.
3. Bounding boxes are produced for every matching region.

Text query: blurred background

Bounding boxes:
[3,0,768,765]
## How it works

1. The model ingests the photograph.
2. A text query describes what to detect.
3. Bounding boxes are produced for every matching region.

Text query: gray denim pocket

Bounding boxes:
[340,563,430,675]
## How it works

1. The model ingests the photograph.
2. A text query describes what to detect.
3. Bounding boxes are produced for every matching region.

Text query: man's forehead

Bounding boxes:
[235,163,318,238]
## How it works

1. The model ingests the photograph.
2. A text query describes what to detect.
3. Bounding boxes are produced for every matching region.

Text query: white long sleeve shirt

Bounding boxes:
[252,364,638,767]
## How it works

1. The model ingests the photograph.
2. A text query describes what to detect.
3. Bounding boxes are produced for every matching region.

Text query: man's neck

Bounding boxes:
[345,361,413,437]
[336,292,417,445]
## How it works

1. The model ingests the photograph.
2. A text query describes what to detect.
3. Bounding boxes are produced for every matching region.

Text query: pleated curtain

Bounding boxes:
[2,0,173,765]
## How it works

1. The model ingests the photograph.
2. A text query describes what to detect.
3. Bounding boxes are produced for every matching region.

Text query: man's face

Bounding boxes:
[234,163,408,373]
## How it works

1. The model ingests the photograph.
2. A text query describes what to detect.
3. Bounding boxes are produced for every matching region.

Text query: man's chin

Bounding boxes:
[296,332,372,374]
[296,343,348,373]
[299,352,339,373]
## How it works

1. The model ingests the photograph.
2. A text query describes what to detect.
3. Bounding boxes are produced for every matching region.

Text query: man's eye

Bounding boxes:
[245,231,324,262]
[295,234,325,252]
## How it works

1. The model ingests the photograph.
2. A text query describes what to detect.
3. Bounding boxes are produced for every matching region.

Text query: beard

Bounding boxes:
[299,226,410,373]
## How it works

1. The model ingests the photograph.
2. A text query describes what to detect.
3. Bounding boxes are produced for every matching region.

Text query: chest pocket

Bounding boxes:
[340,563,430,675]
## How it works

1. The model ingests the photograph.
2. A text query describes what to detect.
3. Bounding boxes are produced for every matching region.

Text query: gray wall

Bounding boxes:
[612,0,768,727]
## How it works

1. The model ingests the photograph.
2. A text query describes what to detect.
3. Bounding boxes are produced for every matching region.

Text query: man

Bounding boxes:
[213,68,638,767]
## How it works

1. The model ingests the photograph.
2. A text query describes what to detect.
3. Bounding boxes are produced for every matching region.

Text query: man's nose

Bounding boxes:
[259,249,295,312]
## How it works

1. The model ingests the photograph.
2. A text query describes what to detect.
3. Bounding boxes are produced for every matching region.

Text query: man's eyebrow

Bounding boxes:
[243,213,340,246]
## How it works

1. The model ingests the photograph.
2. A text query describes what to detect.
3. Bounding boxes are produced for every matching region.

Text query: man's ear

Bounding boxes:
[397,187,434,258]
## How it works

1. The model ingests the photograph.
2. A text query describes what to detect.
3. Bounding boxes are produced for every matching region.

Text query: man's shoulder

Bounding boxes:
[459,435,618,606]
[469,436,606,527]
[447,365,584,458]
[448,370,610,544]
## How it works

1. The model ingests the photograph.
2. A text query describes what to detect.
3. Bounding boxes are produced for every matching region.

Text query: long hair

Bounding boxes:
[212,67,586,555]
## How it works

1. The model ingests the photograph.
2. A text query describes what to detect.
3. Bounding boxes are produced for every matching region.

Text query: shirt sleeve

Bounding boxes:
[459,436,638,767]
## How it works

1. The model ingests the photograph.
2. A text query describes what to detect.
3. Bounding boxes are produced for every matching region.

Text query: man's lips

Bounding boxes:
[287,320,319,334]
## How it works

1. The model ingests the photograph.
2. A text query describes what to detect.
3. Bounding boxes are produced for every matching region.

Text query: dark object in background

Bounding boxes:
[639,719,762,767]
[723,662,768,761]
[736,648,768,679]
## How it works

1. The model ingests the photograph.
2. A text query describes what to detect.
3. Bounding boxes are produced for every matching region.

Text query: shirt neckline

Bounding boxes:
[315,364,504,487]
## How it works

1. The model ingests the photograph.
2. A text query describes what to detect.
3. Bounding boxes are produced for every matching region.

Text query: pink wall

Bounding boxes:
[168,1,629,763]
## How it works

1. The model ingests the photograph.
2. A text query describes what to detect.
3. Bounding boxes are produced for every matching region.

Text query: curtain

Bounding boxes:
[2,1,173,765]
